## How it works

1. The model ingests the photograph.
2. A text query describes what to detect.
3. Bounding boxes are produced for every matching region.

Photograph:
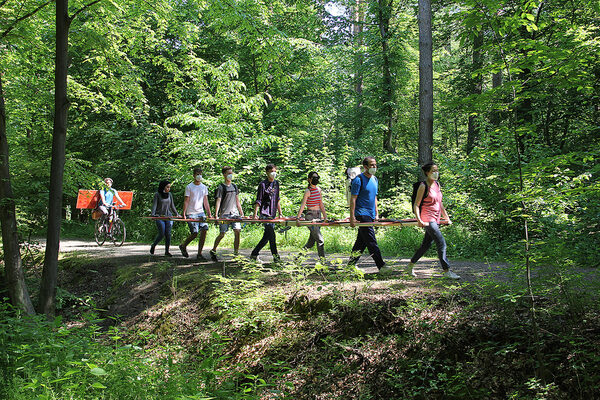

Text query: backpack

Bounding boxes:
[345,166,362,207]
[411,181,430,211]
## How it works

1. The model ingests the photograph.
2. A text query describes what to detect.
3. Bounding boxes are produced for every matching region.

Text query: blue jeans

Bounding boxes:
[351,215,385,269]
[411,221,450,270]
[153,220,173,251]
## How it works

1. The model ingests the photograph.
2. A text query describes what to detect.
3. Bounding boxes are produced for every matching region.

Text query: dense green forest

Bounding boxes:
[1,0,599,398]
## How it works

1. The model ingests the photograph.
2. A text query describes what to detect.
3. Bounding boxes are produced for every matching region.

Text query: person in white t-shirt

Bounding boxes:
[178,166,212,260]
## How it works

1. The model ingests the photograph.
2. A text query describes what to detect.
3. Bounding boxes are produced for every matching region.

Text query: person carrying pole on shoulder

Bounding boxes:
[296,171,326,260]
[179,166,212,260]
[347,157,391,274]
[250,163,282,264]
[210,166,244,262]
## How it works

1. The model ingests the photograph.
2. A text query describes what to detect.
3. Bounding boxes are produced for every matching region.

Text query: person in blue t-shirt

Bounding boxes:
[98,177,126,220]
[348,157,387,272]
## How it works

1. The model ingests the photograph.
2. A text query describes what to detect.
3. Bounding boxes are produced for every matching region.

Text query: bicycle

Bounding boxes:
[94,205,126,246]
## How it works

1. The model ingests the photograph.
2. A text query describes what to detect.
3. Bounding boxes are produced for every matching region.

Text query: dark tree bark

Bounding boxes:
[0,73,35,315]
[377,0,396,153]
[466,31,483,155]
[418,0,433,167]
[38,0,71,316]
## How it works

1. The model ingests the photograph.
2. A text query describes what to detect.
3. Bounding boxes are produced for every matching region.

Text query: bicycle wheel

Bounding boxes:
[94,219,106,246]
[111,218,126,247]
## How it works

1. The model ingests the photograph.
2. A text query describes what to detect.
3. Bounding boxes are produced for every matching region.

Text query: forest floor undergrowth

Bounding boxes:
[23,239,600,399]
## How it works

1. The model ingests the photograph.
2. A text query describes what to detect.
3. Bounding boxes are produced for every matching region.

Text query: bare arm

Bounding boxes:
[182,196,190,218]
[214,197,222,218]
[350,195,357,227]
[236,195,244,217]
[375,196,379,220]
[319,191,327,220]
[296,189,310,219]
[203,195,211,218]
[440,202,451,224]
[114,191,126,207]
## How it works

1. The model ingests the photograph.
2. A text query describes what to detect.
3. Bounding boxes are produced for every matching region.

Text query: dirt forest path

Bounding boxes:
[56,239,509,283]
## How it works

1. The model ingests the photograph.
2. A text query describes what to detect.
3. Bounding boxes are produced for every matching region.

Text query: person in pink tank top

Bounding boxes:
[296,171,327,259]
[407,163,460,279]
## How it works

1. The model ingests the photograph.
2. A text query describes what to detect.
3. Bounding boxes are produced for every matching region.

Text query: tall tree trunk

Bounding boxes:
[0,73,35,315]
[378,0,395,153]
[38,0,71,316]
[353,0,365,139]
[466,31,483,155]
[418,0,433,167]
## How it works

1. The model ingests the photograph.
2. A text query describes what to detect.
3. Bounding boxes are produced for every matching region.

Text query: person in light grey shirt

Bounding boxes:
[210,166,244,262]
[150,180,179,256]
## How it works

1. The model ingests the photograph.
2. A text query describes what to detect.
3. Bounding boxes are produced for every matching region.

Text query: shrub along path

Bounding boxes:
[48,239,600,399]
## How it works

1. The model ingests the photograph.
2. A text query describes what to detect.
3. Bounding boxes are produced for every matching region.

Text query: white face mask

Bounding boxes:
[195,174,202,182]
[430,171,439,180]
[269,171,277,179]
[226,174,233,181]
[368,167,377,175]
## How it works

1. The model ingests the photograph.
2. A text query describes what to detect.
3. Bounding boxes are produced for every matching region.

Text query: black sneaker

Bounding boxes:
[179,244,189,258]
[196,254,207,261]
[209,249,218,262]
[165,252,172,257]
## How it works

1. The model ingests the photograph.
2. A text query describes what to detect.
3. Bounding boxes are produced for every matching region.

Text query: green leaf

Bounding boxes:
[91,382,107,389]
[90,367,107,376]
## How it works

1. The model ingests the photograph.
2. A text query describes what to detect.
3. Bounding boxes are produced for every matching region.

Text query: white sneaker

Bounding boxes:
[443,270,461,280]
[405,263,417,277]
[251,256,265,265]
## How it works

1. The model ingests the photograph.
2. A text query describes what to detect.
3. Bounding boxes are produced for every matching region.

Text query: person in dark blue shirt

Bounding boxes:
[250,164,282,264]
[348,157,387,272]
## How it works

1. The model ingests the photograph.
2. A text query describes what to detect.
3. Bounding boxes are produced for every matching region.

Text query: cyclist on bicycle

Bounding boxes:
[98,178,126,223]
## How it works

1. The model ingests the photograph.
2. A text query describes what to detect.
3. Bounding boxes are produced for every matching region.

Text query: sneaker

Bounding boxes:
[209,249,218,262]
[250,255,264,265]
[150,244,155,255]
[273,254,281,264]
[443,270,461,280]
[179,244,189,258]
[405,262,417,277]
[347,256,360,267]
[165,252,172,257]
[196,254,207,261]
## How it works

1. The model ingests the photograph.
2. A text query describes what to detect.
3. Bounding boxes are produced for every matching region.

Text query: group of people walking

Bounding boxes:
[144,157,460,279]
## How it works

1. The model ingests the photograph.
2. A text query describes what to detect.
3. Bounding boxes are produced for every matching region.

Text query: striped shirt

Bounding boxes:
[306,186,322,208]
